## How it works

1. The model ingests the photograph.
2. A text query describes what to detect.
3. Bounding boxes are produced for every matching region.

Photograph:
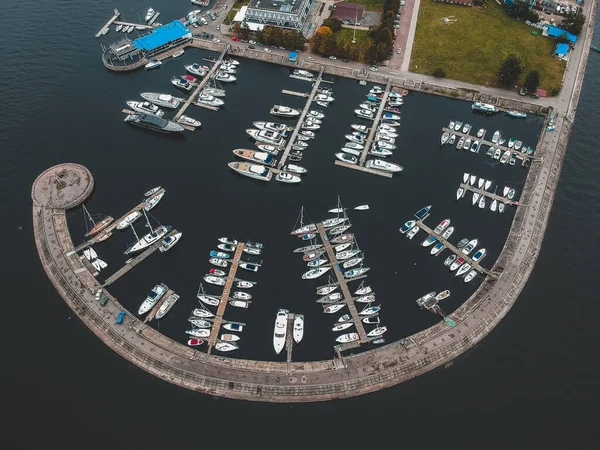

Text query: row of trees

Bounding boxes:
[496,54,540,92]
[561,9,586,36]
[364,0,400,63]
[505,0,540,23]
[233,23,306,50]
[310,25,362,60]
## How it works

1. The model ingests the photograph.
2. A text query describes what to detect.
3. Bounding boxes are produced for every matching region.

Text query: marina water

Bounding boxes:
[0,0,597,446]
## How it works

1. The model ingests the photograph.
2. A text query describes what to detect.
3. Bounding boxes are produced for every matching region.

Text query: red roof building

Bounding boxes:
[332,3,366,24]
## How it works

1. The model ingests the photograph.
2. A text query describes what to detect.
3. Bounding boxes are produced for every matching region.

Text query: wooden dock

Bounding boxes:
[415,220,492,276]
[282,89,309,98]
[96,10,120,38]
[334,160,393,178]
[359,79,393,165]
[459,183,518,206]
[207,242,246,352]
[285,312,295,363]
[315,223,368,345]
[174,46,228,121]
[144,289,174,323]
[147,11,160,26]
[442,127,530,162]
[68,188,166,255]
[101,229,179,287]
[113,21,153,30]
[277,68,325,169]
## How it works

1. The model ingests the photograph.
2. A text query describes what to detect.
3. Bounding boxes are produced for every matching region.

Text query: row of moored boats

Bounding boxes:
[457,173,519,212]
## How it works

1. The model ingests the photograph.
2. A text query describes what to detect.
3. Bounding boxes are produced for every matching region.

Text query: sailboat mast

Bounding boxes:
[129,223,140,241]
[142,208,154,233]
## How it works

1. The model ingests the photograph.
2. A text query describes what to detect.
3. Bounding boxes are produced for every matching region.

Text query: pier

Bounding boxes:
[282,90,309,98]
[316,223,368,346]
[277,68,324,169]
[285,312,295,363]
[68,188,166,255]
[442,127,531,162]
[458,183,518,206]
[415,220,492,276]
[96,9,120,38]
[144,289,174,323]
[101,229,179,287]
[173,46,228,121]
[147,11,160,26]
[335,79,395,178]
[207,242,245,352]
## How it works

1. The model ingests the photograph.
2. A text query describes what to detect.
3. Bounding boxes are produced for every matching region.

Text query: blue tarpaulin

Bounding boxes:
[133,21,192,52]
[555,43,569,56]
[289,52,298,62]
[545,25,577,43]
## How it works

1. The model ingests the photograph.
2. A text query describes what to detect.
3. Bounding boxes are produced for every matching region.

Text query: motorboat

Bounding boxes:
[449,257,465,271]
[223,323,244,332]
[441,131,450,145]
[215,342,238,352]
[209,268,226,277]
[233,149,275,166]
[177,115,201,127]
[253,121,291,134]
[293,69,314,78]
[220,334,240,342]
[302,267,331,279]
[354,109,374,120]
[421,235,436,247]
[345,142,364,150]
[293,140,308,148]
[324,304,345,314]
[456,137,464,149]
[255,144,282,155]
[141,92,180,109]
[228,161,272,182]
[331,233,354,244]
[499,203,505,213]
[126,100,165,119]
[454,121,463,131]
[293,315,304,344]
[145,8,155,22]
[308,110,325,119]
[359,305,380,316]
[449,134,456,145]
[236,280,254,289]
[302,122,320,131]
[521,146,529,154]
[314,93,334,103]
[434,219,451,234]
[378,128,398,138]
[246,128,285,147]
[508,137,516,148]
[508,189,516,200]
[430,242,445,256]
[456,187,464,200]
[472,247,486,262]
[344,267,370,278]
[218,243,236,252]
[477,128,485,138]
[374,139,396,150]
[336,333,359,343]
[186,328,210,338]
[354,294,376,303]
[335,152,358,165]
[197,93,225,107]
[369,147,393,157]
[332,323,353,332]
[144,58,162,70]
[209,250,229,259]
[283,164,307,174]
[338,314,351,323]
[478,195,486,209]
[383,112,400,121]
[500,150,511,164]
[171,76,192,91]
[185,63,208,76]
[462,123,471,134]
[124,225,171,254]
[444,254,457,266]
[471,140,479,153]
[514,140,523,151]
[414,205,431,219]
[202,87,226,97]
[159,232,182,252]
[462,239,478,255]
[83,247,98,261]
[486,147,495,157]
[351,124,369,133]
[187,339,204,347]
[456,263,472,277]
[232,291,252,300]
[270,105,300,117]
[464,270,477,283]
[442,226,454,239]
[463,137,472,151]
[494,148,502,159]
[399,220,415,234]
[355,204,369,211]
[239,262,259,272]
[209,257,228,267]
[203,275,226,287]
[155,292,180,319]
[509,154,517,166]
[345,134,364,144]
[367,327,387,338]
[363,317,380,325]
[138,283,168,315]
[365,159,403,172]
[243,247,261,255]
[115,24,123,32]
[215,73,236,82]
[492,130,500,143]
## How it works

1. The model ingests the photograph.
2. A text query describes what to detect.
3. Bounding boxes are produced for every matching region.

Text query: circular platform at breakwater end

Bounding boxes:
[32,163,94,209]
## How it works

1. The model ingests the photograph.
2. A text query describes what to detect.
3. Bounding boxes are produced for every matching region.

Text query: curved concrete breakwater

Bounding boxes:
[34,0,594,399]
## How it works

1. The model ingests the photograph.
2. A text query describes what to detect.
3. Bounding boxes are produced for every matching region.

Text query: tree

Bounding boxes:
[496,54,524,87]
[524,70,540,92]
[561,10,586,36]
[323,18,342,32]
[505,1,539,23]
[432,67,446,78]
[239,22,250,41]
[310,26,333,55]
[365,45,379,65]
[233,22,241,37]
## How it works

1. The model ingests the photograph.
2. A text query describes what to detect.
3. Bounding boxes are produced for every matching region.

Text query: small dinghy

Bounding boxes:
[354,205,369,210]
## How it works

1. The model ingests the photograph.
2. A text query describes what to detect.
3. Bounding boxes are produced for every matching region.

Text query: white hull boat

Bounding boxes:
[293,314,304,344]
[273,309,288,354]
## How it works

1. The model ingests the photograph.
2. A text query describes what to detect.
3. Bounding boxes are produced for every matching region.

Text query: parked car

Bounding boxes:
[400,0,405,5]
[306,56,314,61]
[249,45,256,49]
[394,24,400,29]
[232,36,239,41]
[342,58,349,63]
[397,47,402,54]
[382,61,389,67]
[396,13,401,19]
[213,38,220,43]
[329,55,337,60]
[278,46,286,50]
[370,65,378,71]
[249,40,256,44]
[216,25,220,30]
[264,47,271,52]
[531,93,540,99]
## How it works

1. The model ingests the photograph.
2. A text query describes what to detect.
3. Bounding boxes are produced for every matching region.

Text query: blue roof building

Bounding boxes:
[133,21,192,53]
[289,52,298,62]
[545,25,577,43]
[555,43,569,57]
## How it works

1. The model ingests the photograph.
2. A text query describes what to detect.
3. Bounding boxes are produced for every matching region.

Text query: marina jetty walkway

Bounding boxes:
[35,0,594,403]
[207,242,245,353]
[173,46,228,122]
[459,183,518,206]
[277,68,324,169]
[316,223,368,346]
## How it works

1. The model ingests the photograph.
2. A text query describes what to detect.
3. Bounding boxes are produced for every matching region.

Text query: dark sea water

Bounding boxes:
[1,0,598,448]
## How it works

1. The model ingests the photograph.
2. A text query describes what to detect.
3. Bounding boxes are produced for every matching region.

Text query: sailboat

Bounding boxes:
[82,205,113,237]
[124,209,171,255]
[290,206,316,236]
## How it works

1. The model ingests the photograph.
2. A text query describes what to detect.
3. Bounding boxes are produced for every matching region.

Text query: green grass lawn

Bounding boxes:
[410,2,566,94]
[342,0,385,11]
[336,28,375,62]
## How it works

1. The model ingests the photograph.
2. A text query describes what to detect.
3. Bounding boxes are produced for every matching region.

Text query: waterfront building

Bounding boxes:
[244,0,313,31]
[543,24,578,43]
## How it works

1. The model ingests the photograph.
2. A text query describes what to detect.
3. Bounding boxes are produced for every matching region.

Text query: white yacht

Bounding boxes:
[145,7,155,22]
[185,63,208,76]
[365,159,403,172]
[293,314,304,343]
[273,309,289,354]
[177,115,201,127]
[246,128,286,146]
[197,93,225,107]
[253,121,290,134]
[276,172,301,184]
[159,232,182,252]
[336,333,359,343]
[293,69,313,78]
[270,105,300,117]
[215,72,236,82]
[126,101,164,117]
[155,292,179,319]
[228,161,272,182]
[138,283,168,315]
[140,92,180,109]
[124,225,171,255]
